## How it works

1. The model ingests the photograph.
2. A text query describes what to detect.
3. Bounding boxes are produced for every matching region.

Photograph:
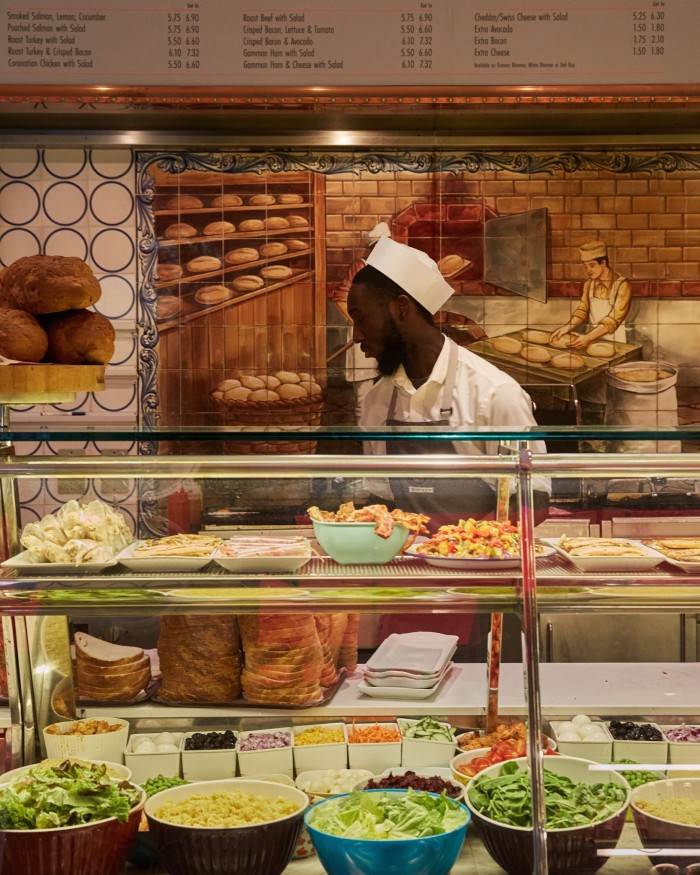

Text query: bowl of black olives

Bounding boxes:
[181,730,238,781]
[607,721,668,761]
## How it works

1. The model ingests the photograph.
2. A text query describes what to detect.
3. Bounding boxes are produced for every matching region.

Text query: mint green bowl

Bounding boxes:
[312,520,410,565]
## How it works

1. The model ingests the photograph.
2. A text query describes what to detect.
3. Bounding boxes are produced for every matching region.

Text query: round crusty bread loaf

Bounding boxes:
[232,275,264,292]
[551,352,586,370]
[437,255,464,276]
[248,194,276,205]
[277,382,307,399]
[277,193,304,205]
[550,333,576,349]
[0,255,102,314]
[522,329,551,345]
[520,345,551,364]
[259,242,288,257]
[285,239,309,251]
[203,221,236,236]
[587,341,615,358]
[166,194,203,210]
[164,223,197,239]
[217,378,242,392]
[0,308,48,362]
[275,370,301,384]
[260,265,293,280]
[264,216,290,230]
[41,309,115,365]
[225,247,259,265]
[157,263,183,282]
[186,256,222,273]
[156,296,180,320]
[194,285,231,305]
[212,193,243,207]
[248,388,280,402]
[240,375,265,390]
[491,336,523,356]
[287,215,308,228]
[239,219,265,232]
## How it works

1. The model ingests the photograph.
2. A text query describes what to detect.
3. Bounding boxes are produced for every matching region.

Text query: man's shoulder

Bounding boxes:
[455,343,522,388]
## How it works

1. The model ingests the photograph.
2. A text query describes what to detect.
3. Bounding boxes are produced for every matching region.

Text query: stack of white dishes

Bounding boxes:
[359,632,458,700]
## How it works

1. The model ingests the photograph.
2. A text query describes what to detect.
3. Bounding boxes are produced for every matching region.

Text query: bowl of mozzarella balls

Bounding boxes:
[550,714,614,762]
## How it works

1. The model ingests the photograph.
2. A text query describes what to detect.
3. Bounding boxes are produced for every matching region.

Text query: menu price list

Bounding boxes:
[1,0,698,86]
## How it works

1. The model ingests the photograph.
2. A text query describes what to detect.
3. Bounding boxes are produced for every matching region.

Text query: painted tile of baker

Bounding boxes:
[549,240,631,350]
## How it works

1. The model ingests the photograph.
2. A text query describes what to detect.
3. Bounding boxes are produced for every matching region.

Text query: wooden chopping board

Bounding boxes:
[0,364,105,403]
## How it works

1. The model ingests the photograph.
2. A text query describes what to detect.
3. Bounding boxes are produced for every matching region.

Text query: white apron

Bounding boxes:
[583,277,627,404]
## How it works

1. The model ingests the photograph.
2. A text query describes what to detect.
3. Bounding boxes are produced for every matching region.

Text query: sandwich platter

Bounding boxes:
[541,537,666,572]
[1,551,117,575]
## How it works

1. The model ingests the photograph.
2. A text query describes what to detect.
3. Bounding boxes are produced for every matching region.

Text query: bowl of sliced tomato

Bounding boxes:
[451,738,558,787]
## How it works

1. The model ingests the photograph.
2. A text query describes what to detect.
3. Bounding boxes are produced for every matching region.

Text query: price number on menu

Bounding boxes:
[632,7,664,56]
[401,10,433,68]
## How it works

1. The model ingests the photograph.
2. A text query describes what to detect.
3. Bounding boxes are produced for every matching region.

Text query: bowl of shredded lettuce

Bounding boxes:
[0,760,145,875]
[304,788,470,875]
[464,756,630,875]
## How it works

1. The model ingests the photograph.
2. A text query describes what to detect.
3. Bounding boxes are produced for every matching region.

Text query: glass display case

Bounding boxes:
[1,423,700,875]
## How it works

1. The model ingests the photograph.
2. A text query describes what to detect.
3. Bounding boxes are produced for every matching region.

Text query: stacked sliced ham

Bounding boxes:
[74,632,151,702]
[158,615,242,703]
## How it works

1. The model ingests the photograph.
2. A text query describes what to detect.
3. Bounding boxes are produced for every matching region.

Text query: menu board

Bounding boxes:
[1,0,698,88]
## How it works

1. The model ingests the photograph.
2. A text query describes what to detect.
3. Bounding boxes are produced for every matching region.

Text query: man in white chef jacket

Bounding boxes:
[347,237,549,651]
[549,239,632,427]
[550,240,631,353]
[328,222,391,421]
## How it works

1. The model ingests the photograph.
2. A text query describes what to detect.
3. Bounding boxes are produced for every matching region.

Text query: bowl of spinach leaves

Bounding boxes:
[464,755,630,875]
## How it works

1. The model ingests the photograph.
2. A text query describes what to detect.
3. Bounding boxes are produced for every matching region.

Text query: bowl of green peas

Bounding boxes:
[128,774,190,867]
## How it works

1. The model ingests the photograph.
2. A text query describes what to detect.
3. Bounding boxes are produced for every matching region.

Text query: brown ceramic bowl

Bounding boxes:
[145,778,308,875]
[464,756,630,875]
[0,783,144,875]
[631,778,700,868]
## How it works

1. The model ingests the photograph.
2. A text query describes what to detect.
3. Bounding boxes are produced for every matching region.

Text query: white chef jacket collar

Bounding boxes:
[390,335,451,392]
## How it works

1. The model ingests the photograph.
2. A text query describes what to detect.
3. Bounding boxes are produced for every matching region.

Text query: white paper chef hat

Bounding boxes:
[366,221,391,246]
[579,240,607,262]
[366,237,454,314]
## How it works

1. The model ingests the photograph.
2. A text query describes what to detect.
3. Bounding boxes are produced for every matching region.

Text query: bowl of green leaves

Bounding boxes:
[464,755,630,875]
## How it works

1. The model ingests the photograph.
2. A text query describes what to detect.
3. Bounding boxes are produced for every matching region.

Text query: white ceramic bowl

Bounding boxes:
[346,723,402,773]
[295,769,375,798]
[43,717,130,764]
[292,723,348,774]
[399,719,456,768]
[0,758,132,784]
[550,720,613,764]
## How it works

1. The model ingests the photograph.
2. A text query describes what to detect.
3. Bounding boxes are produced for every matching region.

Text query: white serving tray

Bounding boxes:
[365,632,458,674]
[212,547,311,574]
[404,543,555,571]
[357,677,445,700]
[116,541,215,572]
[364,663,453,689]
[1,551,117,575]
[540,538,666,572]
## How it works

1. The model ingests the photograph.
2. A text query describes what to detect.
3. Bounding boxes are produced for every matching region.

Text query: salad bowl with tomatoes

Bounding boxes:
[451,737,558,787]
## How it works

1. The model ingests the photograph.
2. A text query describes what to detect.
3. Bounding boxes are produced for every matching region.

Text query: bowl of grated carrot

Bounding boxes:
[346,723,402,774]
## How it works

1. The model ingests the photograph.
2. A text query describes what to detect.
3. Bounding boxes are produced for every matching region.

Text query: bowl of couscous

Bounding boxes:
[144,778,309,875]
[631,778,700,868]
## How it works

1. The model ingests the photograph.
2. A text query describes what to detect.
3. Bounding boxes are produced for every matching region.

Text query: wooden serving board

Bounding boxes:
[0,364,105,403]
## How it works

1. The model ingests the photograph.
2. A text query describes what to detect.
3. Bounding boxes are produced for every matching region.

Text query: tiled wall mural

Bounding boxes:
[0,147,138,529]
[3,145,700,524]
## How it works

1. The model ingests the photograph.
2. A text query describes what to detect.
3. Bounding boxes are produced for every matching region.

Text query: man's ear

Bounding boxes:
[390,294,413,324]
